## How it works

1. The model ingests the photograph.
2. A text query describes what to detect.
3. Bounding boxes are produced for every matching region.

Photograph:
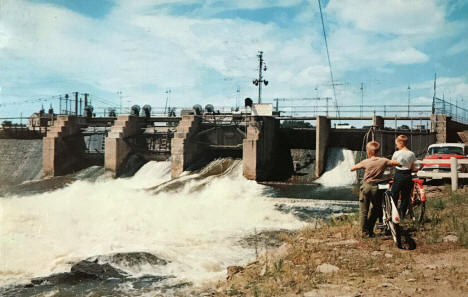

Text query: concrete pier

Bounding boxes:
[243,116,293,181]
[104,115,145,175]
[171,115,203,178]
[314,116,330,178]
[243,117,276,180]
[43,115,87,176]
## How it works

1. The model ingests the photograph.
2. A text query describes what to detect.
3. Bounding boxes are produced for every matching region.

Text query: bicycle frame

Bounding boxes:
[412,179,426,202]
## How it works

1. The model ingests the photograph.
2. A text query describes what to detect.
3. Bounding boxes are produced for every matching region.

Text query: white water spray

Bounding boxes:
[316,148,357,187]
[0,160,304,287]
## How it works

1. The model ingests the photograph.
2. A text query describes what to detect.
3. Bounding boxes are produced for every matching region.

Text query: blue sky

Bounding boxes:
[0,0,467,117]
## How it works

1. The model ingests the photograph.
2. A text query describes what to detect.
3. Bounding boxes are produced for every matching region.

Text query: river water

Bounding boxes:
[0,148,358,296]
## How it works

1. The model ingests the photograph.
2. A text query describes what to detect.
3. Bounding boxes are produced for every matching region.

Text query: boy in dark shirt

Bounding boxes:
[351,141,400,237]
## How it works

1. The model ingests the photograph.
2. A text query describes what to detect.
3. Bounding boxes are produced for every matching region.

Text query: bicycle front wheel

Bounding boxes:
[384,192,402,248]
[388,220,401,248]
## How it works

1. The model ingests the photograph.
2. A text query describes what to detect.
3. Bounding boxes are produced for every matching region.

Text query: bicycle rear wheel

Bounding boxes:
[411,185,426,225]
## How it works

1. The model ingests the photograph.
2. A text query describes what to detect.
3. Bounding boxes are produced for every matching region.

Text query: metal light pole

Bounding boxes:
[360,82,364,118]
[252,51,268,104]
[407,84,411,117]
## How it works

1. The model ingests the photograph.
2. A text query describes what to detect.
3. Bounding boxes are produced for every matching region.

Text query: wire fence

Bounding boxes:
[1,93,466,124]
[433,97,467,124]
[274,104,432,118]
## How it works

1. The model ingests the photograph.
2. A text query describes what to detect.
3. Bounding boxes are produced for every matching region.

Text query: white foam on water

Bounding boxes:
[0,160,305,287]
[316,148,357,187]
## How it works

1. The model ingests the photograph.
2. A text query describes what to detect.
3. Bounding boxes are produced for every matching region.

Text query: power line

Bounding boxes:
[317,0,340,119]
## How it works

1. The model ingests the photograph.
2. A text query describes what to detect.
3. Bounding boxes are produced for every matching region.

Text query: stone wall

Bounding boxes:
[431,114,468,143]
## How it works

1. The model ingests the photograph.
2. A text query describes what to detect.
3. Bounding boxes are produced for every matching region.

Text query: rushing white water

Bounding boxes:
[0,160,305,287]
[316,148,357,187]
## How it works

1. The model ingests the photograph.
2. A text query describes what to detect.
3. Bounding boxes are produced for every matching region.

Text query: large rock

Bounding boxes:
[443,235,458,243]
[92,252,169,267]
[70,260,127,280]
[315,263,339,274]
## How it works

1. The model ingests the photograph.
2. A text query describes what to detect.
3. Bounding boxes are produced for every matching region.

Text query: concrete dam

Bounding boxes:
[34,110,467,182]
[0,139,43,187]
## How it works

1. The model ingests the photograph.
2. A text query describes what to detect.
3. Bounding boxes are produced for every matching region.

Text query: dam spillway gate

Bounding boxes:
[40,113,467,181]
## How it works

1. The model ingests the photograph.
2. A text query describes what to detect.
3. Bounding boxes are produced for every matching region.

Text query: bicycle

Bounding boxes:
[377,178,426,248]
[377,182,402,248]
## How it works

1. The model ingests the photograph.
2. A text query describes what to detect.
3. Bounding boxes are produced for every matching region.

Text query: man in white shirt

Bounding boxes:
[391,135,416,219]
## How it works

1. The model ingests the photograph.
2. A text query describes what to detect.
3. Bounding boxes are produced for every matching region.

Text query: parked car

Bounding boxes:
[418,143,468,176]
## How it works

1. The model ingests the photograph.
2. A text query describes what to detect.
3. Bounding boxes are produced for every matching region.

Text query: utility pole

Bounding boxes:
[236,86,240,110]
[117,91,123,114]
[360,82,364,118]
[164,89,171,114]
[432,73,437,114]
[407,84,411,117]
[324,97,331,116]
[79,95,82,116]
[84,93,89,109]
[252,51,268,104]
[65,94,69,114]
[74,92,79,115]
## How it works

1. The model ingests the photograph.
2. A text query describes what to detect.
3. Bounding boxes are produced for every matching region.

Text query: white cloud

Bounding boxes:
[384,47,428,64]
[322,0,463,67]
[447,40,468,55]
[0,0,332,108]
[326,0,446,37]
[0,0,466,118]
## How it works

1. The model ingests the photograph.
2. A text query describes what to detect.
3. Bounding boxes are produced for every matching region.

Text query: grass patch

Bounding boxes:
[417,190,468,247]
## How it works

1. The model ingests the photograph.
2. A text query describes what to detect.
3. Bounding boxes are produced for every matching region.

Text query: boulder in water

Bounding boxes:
[92,252,169,267]
[70,259,127,280]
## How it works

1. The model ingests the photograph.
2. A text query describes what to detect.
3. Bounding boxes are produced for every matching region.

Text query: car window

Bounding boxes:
[428,147,464,155]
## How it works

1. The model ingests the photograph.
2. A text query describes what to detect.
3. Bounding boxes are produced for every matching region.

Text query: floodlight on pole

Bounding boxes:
[253,51,268,104]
